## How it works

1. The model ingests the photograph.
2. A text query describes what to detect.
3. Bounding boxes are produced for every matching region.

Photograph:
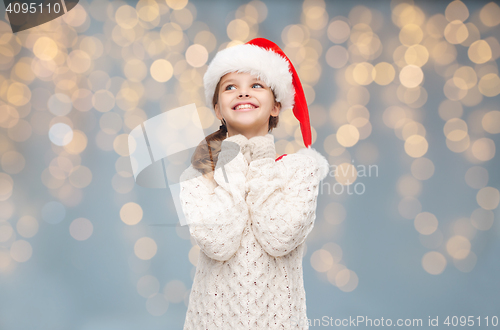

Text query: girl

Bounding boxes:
[179,38,329,330]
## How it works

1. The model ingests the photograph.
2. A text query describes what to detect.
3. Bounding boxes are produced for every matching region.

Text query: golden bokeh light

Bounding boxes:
[453,66,477,90]
[399,65,423,88]
[476,187,500,210]
[0,172,14,201]
[421,251,446,275]
[443,118,468,141]
[453,251,477,273]
[326,263,346,286]
[445,1,469,23]
[402,120,426,143]
[185,44,208,68]
[479,2,500,27]
[166,0,188,10]
[334,162,357,185]
[10,240,32,263]
[150,59,174,83]
[323,133,345,157]
[446,235,471,259]
[464,166,488,189]
[411,157,435,180]
[67,50,92,74]
[468,40,492,64]
[120,202,144,225]
[227,19,250,41]
[482,110,500,134]
[336,269,358,292]
[414,212,438,235]
[336,124,360,147]
[134,237,158,260]
[470,208,494,231]
[115,5,139,29]
[136,0,161,23]
[68,165,92,189]
[444,20,468,45]
[310,249,334,272]
[327,20,350,44]
[1,150,25,175]
[69,217,93,241]
[404,44,429,67]
[16,215,39,238]
[392,3,425,28]
[33,37,58,61]
[303,4,328,30]
[64,130,88,155]
[346,105,369,128]
[404,135,428,158]
[160,23,184,46]
[443,78,467,101]
[0,222,13,243]
[478,73,500,97]
[0,104,20,129]
[471,137,495,161]
[113,133,132,157]
[7,82,31,106]
[399,24,423,46]
[188,245,199,266]
[397,174,422,197]
[352,62,375,85]
[446,133,470,153]
[373,62,395,85]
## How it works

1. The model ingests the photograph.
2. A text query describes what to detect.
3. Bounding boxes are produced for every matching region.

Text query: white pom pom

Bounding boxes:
[296,146,329,181]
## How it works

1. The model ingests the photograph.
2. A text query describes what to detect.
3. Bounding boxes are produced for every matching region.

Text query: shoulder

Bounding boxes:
[280,147,329,181]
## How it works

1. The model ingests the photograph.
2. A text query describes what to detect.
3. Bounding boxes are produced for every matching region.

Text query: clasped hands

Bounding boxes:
[221,133,276,165]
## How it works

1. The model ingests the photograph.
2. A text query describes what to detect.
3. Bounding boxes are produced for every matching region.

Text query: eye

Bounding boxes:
[225,84,235,90]
[252,83,263,88]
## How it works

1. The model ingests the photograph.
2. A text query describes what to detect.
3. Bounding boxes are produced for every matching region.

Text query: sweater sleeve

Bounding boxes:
[245,154,321,258]
[179,151,249,262]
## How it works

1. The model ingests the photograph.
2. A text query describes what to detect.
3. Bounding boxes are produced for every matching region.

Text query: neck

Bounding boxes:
[227,127,270,140]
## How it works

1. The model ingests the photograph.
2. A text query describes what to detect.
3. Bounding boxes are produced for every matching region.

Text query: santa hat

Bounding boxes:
[203,38,312,148]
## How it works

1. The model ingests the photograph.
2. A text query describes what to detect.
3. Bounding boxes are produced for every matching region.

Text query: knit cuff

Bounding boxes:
[225,134,249,148]
[249,133,276,161]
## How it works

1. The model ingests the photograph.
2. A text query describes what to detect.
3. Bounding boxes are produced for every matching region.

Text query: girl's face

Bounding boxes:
[214,71,280,139]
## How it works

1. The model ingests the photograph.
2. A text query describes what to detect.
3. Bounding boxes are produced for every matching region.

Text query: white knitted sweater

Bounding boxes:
[180,135,329,330]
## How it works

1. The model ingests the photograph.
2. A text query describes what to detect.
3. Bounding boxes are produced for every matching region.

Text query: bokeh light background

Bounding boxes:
[1,0,500,329]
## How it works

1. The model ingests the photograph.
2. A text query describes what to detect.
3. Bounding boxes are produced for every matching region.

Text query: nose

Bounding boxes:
[238,91,250,98]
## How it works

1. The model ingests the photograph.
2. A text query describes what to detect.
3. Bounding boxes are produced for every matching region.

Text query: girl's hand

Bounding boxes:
[221,134,252,165]
[248,133,276,161]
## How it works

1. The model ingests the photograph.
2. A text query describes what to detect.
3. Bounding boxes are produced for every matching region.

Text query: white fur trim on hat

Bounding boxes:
[203,44,295,112]
[296,146,330,181]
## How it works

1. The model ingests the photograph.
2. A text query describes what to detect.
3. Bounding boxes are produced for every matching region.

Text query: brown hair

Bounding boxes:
[191,77,280,179]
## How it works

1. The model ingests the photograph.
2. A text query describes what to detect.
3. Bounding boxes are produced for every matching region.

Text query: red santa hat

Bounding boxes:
[203,37,312,148]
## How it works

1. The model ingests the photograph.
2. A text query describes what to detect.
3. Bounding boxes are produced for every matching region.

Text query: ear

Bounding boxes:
[214,103,221,120]
[271,101,281,116]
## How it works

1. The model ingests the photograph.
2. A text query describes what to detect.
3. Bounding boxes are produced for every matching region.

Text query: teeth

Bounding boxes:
[235,104,256,110]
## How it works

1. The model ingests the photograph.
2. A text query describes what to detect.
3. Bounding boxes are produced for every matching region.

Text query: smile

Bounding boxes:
[233,103,258,111]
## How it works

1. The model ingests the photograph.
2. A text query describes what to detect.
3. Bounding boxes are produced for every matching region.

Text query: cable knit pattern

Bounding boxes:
[248,133,276,161]
[180,136,329,330]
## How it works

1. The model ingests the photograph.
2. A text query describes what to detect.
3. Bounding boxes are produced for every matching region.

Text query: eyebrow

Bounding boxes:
[220,77,263,86]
